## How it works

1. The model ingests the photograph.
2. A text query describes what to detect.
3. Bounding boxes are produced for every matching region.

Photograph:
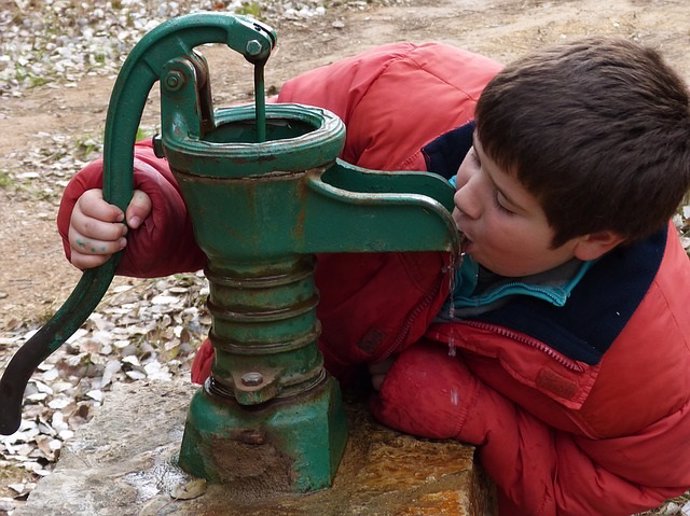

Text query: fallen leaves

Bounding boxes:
[0,0,340,100]
[0,271,211,510]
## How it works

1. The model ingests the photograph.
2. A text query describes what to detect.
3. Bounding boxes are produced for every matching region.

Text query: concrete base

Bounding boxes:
[16,381,495,515]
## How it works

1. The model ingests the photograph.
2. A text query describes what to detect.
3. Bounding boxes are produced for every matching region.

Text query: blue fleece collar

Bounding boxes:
[450,256,594,311]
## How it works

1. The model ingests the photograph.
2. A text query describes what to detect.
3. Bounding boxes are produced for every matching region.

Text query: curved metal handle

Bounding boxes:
[0,261,118,435]
[0,13,276,435]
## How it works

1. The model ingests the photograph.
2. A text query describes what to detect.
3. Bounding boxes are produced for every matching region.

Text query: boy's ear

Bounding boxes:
[572,230,625,261]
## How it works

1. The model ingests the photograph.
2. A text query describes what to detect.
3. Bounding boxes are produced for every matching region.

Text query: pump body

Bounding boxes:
[0,13,461,491]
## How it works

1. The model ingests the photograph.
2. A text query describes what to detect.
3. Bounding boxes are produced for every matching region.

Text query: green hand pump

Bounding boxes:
[0,13,461,491]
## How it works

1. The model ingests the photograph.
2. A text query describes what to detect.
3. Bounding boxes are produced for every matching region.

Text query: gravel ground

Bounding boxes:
[1,0,339,98]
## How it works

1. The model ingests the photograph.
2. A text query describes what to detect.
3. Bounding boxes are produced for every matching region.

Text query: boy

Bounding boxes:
[58,38,690,515]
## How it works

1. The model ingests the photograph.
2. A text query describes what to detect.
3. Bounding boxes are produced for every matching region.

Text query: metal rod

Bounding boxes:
[254,61,266,142]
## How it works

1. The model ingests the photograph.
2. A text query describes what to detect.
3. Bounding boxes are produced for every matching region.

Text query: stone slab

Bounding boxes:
[16,381,495,515]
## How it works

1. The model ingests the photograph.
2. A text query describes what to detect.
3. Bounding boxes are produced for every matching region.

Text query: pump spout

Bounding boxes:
[302,159,462,255]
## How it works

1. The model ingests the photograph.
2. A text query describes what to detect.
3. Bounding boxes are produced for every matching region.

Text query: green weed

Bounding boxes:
[74,136,102,161]
[0,170,12,188]
[136,126,153,142]
[236,1,262,18]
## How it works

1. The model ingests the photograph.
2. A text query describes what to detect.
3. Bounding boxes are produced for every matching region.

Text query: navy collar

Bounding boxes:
[422,121,475,179]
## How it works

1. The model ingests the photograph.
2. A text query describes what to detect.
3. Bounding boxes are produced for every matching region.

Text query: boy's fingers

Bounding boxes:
[69,250,113,270]
[371,373,386,392]
[125,190,152,229]
[369,356,397,392]
[68,221,126,270]
[70,207,128,242]
[77,189,125,223]
[68,226,126,259]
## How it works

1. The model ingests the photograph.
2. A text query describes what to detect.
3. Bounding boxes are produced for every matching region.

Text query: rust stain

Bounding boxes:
[208,430,293,493]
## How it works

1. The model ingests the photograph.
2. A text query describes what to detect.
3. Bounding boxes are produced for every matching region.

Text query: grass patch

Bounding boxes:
[0,462,33,497]
[0,170,13,188]
[236,1,262,18]
[74,136,102,161]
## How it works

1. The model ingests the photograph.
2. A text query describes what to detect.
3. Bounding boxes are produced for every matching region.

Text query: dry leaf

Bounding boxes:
[170,478,207,500]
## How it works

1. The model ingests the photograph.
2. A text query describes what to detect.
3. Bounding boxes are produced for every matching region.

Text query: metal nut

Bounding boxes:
[164,70,185,92]
[240,372,263,387]
[245,39,263,57]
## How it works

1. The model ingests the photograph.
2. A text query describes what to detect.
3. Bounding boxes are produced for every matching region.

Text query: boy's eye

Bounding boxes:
[470,144,515,215]
[494,191,514,215]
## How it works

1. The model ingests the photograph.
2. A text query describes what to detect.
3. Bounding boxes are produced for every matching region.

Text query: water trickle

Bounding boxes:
[445,250,458,320]
[444,230,467,320]
[254,61,267,142]
[450,387,459,406]
[448,337,457,358]
[447,300,456,320]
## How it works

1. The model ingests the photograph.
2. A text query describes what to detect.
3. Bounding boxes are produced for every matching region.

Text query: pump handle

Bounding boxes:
[0,13,276,435]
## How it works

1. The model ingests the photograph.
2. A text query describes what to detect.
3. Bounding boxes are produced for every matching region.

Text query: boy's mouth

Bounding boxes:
[458,231,472,256]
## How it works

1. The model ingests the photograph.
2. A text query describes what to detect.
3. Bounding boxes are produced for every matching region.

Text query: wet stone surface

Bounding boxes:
[14,381,494,516]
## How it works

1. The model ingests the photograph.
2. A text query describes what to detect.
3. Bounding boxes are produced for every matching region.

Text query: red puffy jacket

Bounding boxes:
[58,43,690,515]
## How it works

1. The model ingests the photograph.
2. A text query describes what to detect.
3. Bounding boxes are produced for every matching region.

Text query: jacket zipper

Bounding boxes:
[443,319,585,373]
[376,264,448,362]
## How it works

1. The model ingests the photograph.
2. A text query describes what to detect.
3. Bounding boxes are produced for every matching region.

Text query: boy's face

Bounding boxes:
[452,134,581,277]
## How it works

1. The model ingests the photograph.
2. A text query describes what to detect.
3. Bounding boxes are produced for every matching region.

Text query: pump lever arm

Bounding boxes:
[0,13,276,435]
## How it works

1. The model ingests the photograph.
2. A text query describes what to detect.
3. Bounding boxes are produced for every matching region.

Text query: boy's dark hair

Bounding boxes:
[475,37,690,247]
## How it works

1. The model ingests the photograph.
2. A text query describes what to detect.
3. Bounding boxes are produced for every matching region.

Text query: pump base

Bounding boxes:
[178,374,347,492]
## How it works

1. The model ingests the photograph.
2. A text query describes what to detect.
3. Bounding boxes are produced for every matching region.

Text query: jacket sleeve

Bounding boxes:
[56,139,206,277]
[370,344,681,516]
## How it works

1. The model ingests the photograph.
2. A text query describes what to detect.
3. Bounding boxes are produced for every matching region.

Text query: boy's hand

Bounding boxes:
[67,188,152,269]
[369,356,396,391]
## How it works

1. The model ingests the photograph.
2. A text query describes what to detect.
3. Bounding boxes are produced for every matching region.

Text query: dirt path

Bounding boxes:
[1,0,689,332]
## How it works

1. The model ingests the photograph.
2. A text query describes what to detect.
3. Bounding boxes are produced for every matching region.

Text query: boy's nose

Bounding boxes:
[454,184,481,220]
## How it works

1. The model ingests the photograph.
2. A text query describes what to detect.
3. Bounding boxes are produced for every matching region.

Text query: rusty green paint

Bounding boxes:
[179,375,347,491]
[164,55,460,489]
